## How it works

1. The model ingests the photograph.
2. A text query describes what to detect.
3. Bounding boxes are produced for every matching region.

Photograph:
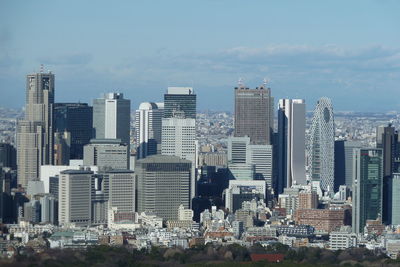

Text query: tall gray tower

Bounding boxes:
[234,81,273,145]
[17,70,55,188]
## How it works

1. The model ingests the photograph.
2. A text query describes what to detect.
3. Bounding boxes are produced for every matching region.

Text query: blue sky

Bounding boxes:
[0,0,399,111]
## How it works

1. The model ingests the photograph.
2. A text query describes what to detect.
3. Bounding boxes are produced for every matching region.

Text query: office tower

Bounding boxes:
[136,155,191,221]
[227,136,273,184]
[0,143,16,169]
[23,200,41,223]
[234,82,273,145]
[164,87,196,119]
[334,140,362,191]
[225,180,266,213]
[388,173,400,225]
[58,169,93,226]
[135,102,164,159]
[277,99,306,194]
[376,124,399,224]
[352,148,383,234]
[54,103,93,159]
[162,113,196,201]
[102,170,135,212]
[309,97,335,193]
[93,93,131,145]
[17,71,55,188]
[83,139,129,170]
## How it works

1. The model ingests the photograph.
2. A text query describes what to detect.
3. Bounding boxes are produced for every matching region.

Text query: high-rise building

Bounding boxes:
[376,124,399,224]
[54,103,93,159]
[277,99,306,194]
[334,140,362,191]
[227,136,273,185]
[136,155,191,221]
[164,87,196,119]
[17,71,55,188]
[234,82,273,145]
[102,170,135,213]
[93,93,131,145]
[352,148,383,234]
[388,173,400,225]
[83,139,129,170]
[135,102,164,159]
[58,169,93,226]
[162,113,197,201]
[225,180,266,213]
[309,97,335,193]
[0,143,16,169]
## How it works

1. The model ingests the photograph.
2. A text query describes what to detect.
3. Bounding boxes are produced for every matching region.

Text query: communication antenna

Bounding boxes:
[40,64,44,73]
[238,77,244,86]
[263,77,269,86]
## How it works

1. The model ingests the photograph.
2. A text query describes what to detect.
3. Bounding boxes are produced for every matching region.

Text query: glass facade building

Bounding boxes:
[352,148,383,234]
[54,103,93,159]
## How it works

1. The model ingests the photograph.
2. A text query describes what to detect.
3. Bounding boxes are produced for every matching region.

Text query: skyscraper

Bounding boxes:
[135,102,164,159]
[352,148,383,234]
[376,124,399,224]
[164,87,196,119]
[334,140,362,191]
[277,99,306,194]
[234,82,273,145]
[58,169,93,227]
[93,93,131,145]
[54,103,93,159]
[162,113,196,201]
[227,136,273,185]
[388,173,400,225]
[17,71,55,188]
[309,97,335,193]
[136,155,191,221]
[102,170,135,213]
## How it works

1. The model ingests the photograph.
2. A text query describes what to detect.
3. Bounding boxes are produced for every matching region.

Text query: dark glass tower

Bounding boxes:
[352,148,383,234]
[376,124,400,224]
[54,103,93,159]
[164,87,196,119]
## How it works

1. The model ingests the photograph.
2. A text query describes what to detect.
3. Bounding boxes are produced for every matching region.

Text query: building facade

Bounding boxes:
[83,139,129,170]
[58,170,93,226]
[352,148,383,234]
[277,99,306,194]
[17,71,55,188]
[93,93,131,145]
[308,97,335,193]
[163,87,196,119]
[54,103,93,159]
[136,155,191,221]
[234,83,273,145]
[135,102,164,159]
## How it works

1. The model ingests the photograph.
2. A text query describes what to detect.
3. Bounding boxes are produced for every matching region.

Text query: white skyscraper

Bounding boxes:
[93,93,131,145]
[277,99,306,194]
[135,102,164,159]
[162,112,196,201]
[309,97,335,193]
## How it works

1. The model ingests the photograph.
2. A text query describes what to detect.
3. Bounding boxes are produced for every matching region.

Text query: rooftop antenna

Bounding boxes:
[263,77,269,86]
[40,64,44,73]
[238,77,244,87]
